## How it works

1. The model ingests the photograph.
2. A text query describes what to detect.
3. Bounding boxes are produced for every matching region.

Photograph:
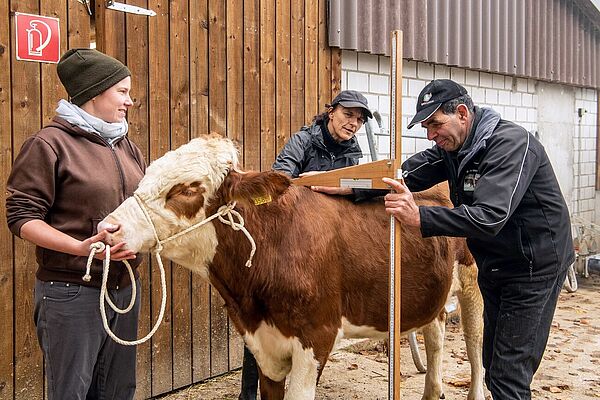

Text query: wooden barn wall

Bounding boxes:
[0,0,341,399]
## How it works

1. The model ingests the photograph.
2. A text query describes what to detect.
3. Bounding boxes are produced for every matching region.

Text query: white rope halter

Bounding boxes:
[83,193,256,345]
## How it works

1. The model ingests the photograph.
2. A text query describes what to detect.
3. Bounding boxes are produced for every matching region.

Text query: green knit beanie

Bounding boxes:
[57,48,131,106]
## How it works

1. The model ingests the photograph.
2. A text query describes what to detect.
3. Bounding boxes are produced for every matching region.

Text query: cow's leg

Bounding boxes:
[456,262,485,400]
[239,346,259,400]
[257,368,285,400]
[421,314,446,400]
[283,341,321,400]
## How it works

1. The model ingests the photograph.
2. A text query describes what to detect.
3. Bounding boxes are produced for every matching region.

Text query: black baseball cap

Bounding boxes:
[407,79,468,129]
[330,90,373,119]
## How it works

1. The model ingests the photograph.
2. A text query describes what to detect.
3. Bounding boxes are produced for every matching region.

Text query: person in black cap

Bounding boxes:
[6,48,145,399]
[237,90,373,399]
[383,79,574,399]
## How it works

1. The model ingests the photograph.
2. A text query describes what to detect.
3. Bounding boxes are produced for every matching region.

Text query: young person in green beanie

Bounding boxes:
[6,48,146,399]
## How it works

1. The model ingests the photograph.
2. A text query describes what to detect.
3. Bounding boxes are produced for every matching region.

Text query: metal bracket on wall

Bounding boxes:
[78,0,93,16]
[106,0,156,16]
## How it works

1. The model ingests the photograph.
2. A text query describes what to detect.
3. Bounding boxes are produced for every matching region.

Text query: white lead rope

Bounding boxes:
[83,198,256,345]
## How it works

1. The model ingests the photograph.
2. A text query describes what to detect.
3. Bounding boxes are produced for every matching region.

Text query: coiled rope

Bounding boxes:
[83,196,256,345]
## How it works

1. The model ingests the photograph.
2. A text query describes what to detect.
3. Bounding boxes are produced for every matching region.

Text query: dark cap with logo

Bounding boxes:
[407,79,468,129]
[330,90,373,119]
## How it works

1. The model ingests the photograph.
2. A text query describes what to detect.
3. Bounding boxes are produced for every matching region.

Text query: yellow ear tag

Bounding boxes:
[252,194,272,206]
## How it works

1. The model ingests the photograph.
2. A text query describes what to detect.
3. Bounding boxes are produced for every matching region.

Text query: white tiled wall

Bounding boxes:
[573,88,598,221]
[341,50,598,220]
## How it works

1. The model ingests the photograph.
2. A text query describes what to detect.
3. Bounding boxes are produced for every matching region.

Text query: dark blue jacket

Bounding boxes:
[402,107,574,281]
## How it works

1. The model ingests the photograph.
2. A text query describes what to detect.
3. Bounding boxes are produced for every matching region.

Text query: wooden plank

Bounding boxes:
[227,0,244,151]
[260,0,276,170]
[0,0,14,398]
[40,0,67,124]
[317,0,331,109]
[226,0,245,370]
[10,0,45,398]
[331,48,342,99]
[189,0,211,384]
[147,0,173,395]
[191,277,211,381]
[292,159,396,189]
[209,0,226,136]
[304,0,318,121]
[210,286,229,375]
[290,0,305,130]
[95,0,126,61]
[242,0,261,171]
[190,0,209,138]
[66,0,91,48]
[228,319,244,370]
[275,0,291,153]
[208,0,229,378]
[169,0,192,389]
[123,1,152,397]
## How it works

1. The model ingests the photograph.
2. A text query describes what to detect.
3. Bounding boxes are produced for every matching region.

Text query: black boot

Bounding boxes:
[238,346,259,400]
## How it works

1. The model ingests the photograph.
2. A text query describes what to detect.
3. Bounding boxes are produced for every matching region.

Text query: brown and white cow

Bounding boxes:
[99,135,484,400]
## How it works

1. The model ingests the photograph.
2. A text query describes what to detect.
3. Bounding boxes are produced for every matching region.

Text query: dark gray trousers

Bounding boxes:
[34,278,140,400]
[478,269,567,400]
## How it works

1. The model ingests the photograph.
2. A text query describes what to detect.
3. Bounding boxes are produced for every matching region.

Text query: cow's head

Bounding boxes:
[99,134,290,275]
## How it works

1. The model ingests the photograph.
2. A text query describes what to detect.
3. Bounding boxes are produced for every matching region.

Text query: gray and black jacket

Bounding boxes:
[272,119,363,177]
[402,107,574,281]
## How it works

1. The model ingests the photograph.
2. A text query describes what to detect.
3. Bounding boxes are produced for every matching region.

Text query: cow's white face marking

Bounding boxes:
[244,322,319,398]
[102,136,239,272]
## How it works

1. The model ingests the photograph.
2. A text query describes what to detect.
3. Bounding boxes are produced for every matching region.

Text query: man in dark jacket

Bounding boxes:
[383,79,574,399]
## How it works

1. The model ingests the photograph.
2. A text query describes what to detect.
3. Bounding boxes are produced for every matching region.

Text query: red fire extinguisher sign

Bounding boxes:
[15,12,60,63]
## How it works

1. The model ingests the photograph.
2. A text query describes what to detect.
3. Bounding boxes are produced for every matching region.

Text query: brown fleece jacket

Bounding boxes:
[6,116,146,289]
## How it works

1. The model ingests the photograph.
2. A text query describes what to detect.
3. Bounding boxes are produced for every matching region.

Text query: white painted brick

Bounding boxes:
[357,134,370,153]
[532,94,538,107]
[522,93,533,107]
[370,74,389,94]
[586,88,597,101]
[492,74,505,89]
[485,88,498,104]
[516,107,528,121]
[470,87,486,104]
[506,76,515,90]
[342,50,357,70]
[465,70,479,86]
[380,56,391,75]
[341,71,347,90]
[415,138,433,152]
[450,68,466,83]
[403,60,417,78]
[417,62,434,80]
[404,97,417,116]
[402,137,416,155]
[516,78,528,92]
[347,71,369,91]
[378,95,390,115]
[527,79,536,93]
[378,135,390,155]
[527,108,537,123]
[408,79,426,97]
[434,64,450,79]
[402,78,408,96]
[504,106,517,121]
[358,53,379,73]
[364,94,379,111]
[510,92,522,106]
[498,90,511,105]
[480,72,493,88]
[494,106,504,117]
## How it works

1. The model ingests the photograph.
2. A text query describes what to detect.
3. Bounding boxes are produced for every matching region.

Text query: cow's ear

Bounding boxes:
[221,170,291,206]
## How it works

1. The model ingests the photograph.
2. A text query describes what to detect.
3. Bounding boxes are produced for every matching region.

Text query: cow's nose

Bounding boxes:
[98,221,119,233]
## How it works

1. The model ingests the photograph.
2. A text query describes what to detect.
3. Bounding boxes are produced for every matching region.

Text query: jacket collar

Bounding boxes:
[455,107,501,176]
